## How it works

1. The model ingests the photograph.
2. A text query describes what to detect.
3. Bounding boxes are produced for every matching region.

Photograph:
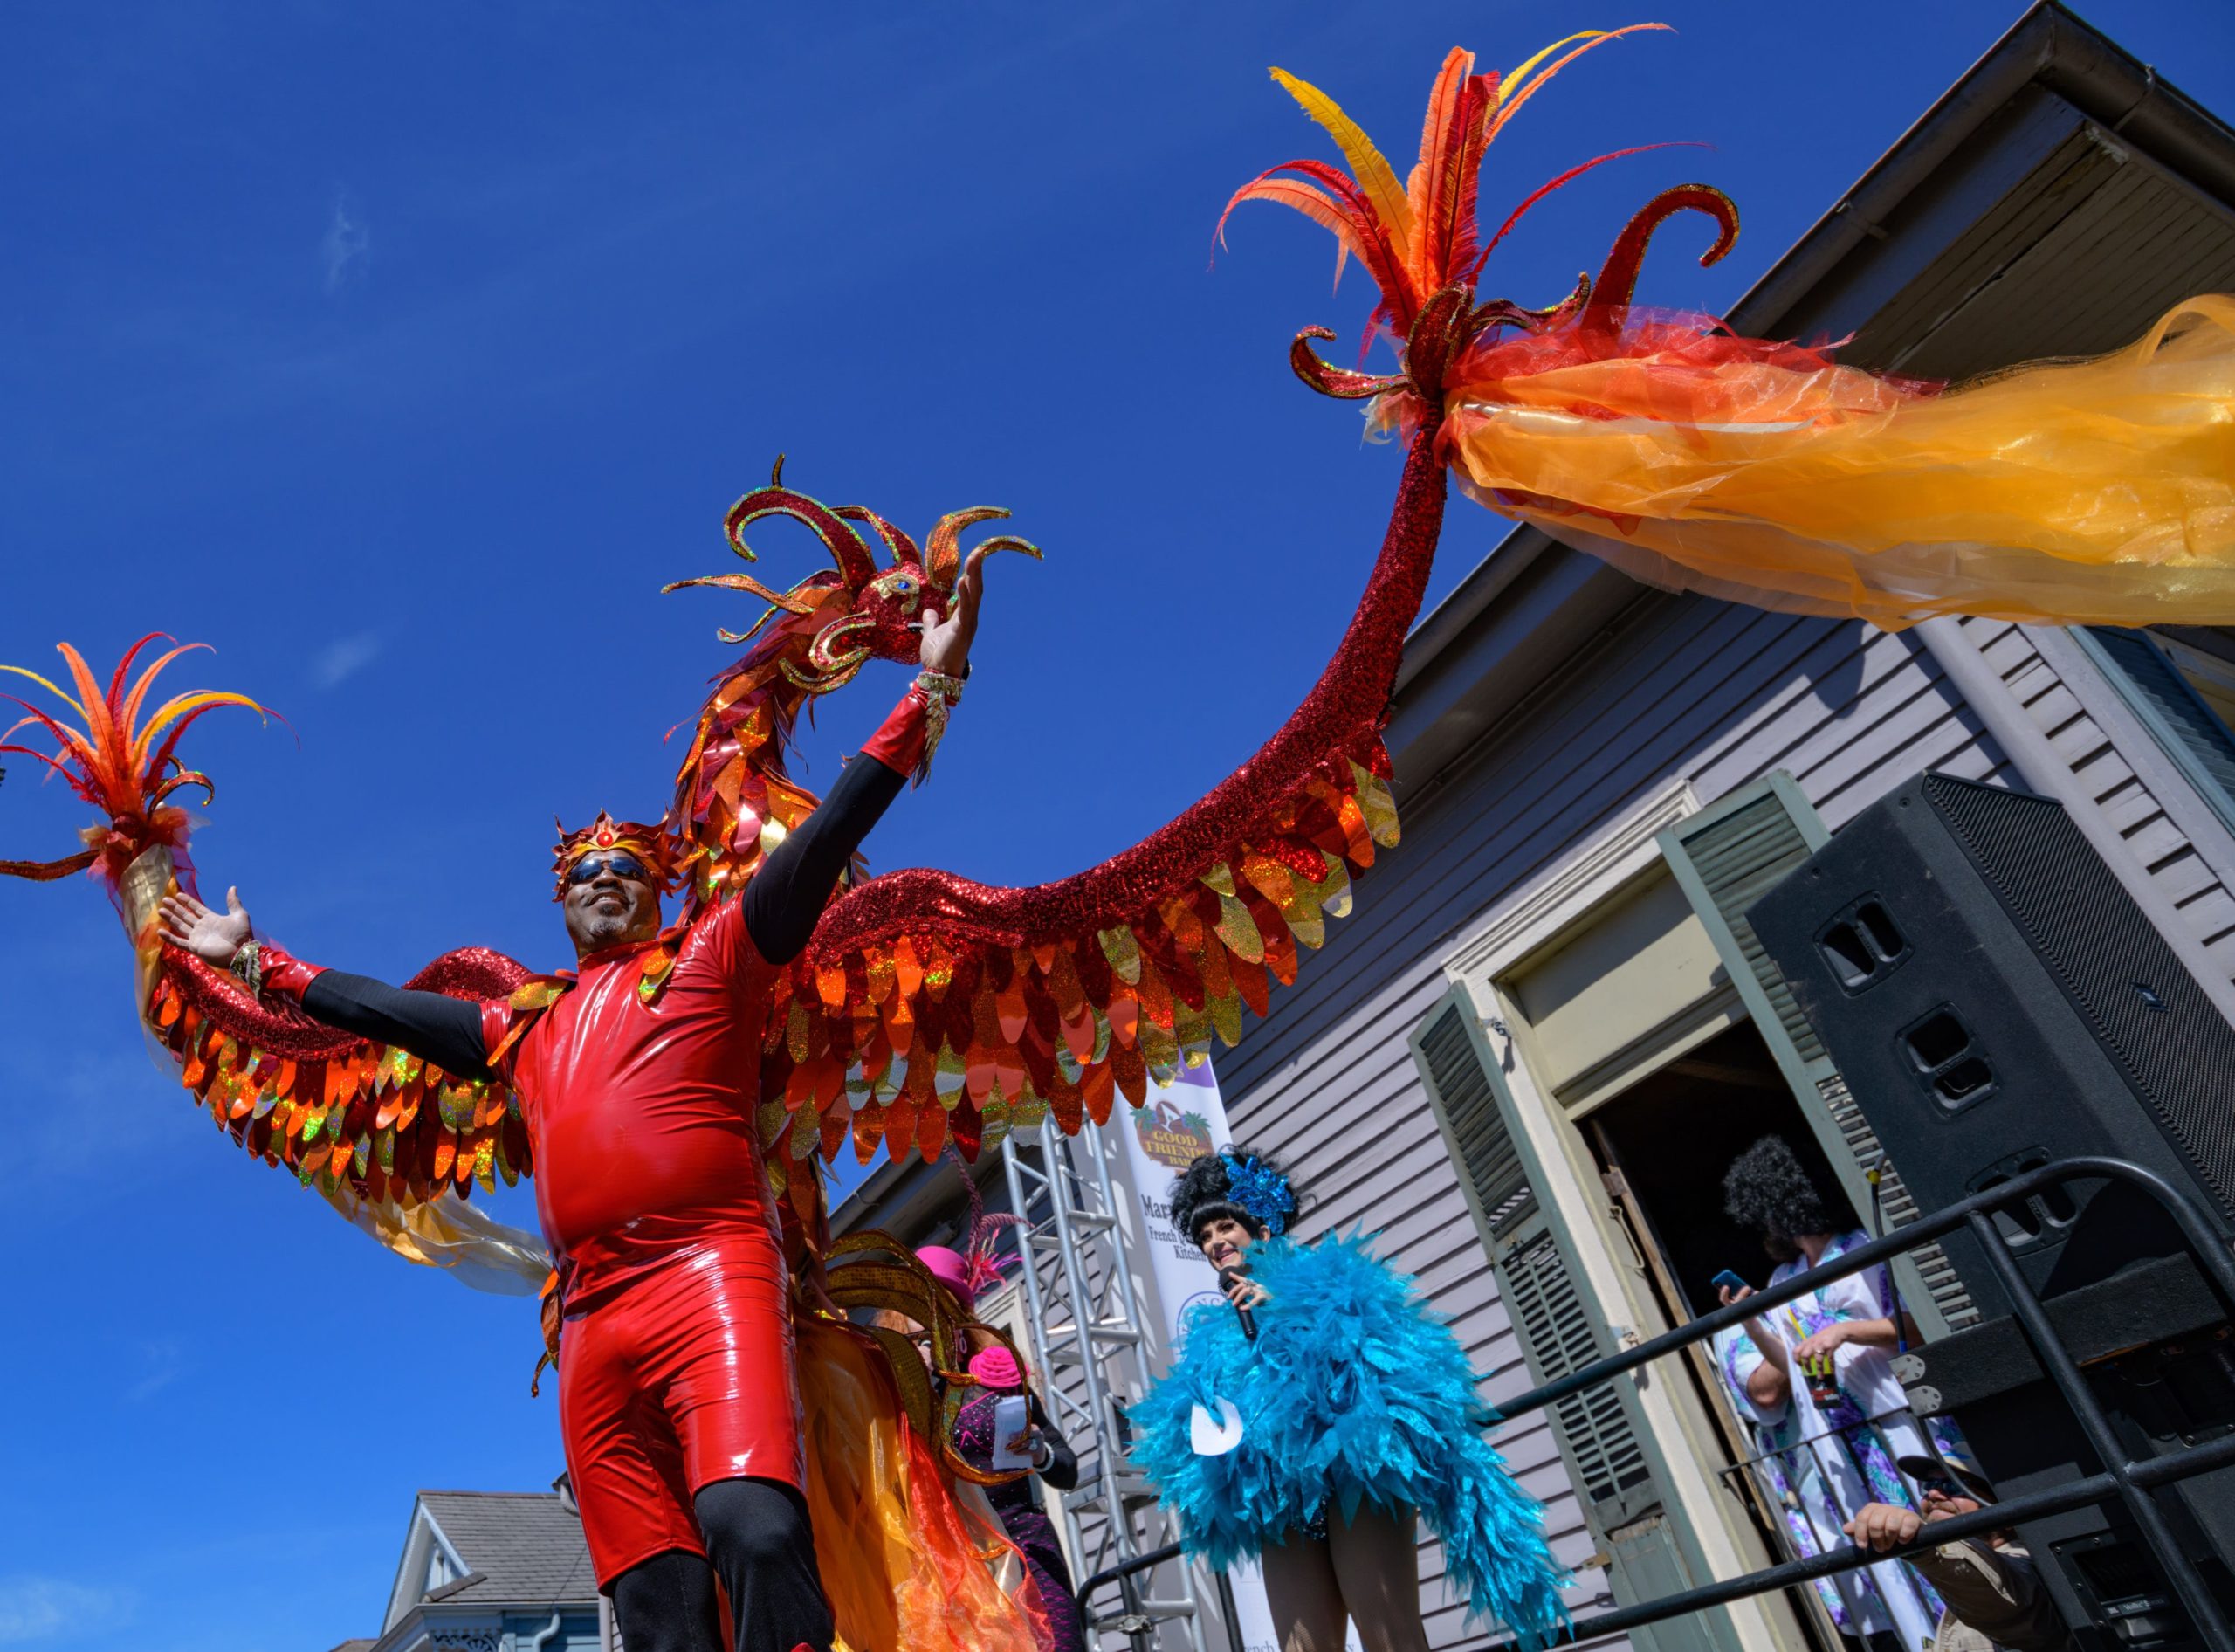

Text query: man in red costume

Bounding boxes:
[156,563,989,1652]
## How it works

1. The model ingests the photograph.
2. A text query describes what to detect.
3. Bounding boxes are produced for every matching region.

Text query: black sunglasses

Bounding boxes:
[567,852,650,887]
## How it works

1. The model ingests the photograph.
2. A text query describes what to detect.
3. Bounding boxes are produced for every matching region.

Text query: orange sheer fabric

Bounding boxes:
[797,1316,1051,1652]
[1431,296,2235,629]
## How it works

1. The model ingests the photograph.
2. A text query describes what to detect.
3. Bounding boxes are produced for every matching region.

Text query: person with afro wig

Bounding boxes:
[1711,1136,1962,1650]
[1130,1147,1567,1652]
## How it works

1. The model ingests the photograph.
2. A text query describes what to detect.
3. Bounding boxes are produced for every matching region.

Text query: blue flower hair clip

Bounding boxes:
[1221,1153,1296,1237]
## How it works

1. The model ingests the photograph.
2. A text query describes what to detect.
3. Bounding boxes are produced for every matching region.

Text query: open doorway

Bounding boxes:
[1582,1020,1863,1652]
[1587,1022,1860,1319]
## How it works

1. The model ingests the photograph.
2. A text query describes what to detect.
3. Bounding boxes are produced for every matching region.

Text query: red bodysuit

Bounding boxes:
[492,898,802,1580]
[262,686,933,1587]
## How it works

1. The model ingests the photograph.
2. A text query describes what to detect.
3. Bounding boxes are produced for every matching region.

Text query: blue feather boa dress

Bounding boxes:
[1130,1233,1569,1642]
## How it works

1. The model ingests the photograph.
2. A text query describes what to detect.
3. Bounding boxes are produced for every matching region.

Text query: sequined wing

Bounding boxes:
[145,941,563,1208]
[759,743,1401,1171]
[0,637,558,1281]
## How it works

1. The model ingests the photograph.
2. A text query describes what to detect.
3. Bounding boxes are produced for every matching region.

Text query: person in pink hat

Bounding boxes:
[952,1344,1082,1651]
[915,1242,1085,1651]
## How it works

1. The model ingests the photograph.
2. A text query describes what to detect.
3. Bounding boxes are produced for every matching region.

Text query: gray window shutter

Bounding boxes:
[2081,626,2235,838]
[1411,986,1738,1652]
[1659,773,1978,1337]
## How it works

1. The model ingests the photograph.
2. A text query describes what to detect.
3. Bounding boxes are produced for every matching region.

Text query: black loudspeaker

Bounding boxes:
[1750,771,2235,1649]
[1749,771,2235,1314]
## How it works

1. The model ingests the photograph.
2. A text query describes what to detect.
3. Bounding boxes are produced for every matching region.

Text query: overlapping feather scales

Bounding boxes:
[148,946,557,1208]
[757,747,1399,1170]
[1129,1234,1570,1643]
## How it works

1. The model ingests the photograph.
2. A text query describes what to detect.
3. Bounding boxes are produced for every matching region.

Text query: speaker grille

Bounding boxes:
[1923,774,2235,1222]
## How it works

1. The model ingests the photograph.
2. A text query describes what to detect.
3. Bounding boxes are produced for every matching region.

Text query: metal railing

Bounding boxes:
[1485,1155,2235,1651]
[1074,1156,2235,1652]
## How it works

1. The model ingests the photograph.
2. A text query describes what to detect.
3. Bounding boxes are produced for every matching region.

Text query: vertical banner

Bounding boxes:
[1108,1058,1282,1652]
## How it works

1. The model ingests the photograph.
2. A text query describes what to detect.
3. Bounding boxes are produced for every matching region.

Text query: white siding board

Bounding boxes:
[2175,885,2235,949]
[1974,621,2030,672]
[2145,845,2221,909]
[2122,812,2192,867]
[2095,775,2162,832]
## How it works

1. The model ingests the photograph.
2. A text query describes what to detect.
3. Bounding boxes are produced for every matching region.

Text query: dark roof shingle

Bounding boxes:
[417,1490,597,1607]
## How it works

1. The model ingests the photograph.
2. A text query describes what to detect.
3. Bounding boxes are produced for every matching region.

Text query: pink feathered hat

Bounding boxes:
[968,1346,1024,1391]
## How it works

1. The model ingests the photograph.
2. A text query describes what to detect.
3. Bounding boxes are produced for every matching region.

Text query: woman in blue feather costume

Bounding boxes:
[1130,1148,1569,1652]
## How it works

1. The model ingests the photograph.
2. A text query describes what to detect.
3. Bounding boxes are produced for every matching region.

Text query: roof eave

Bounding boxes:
[1730,0,2233,338]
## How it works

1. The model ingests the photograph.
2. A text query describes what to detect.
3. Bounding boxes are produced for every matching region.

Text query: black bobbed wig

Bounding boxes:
[1169,1146,1298,1248]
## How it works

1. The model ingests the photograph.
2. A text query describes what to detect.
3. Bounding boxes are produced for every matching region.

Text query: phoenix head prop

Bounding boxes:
[0,637,267,892]
[665,455,1042,697]
[663,458,1042,912]
[1219,27,1738,416]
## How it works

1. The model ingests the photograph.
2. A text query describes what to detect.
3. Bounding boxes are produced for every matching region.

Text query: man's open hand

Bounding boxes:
[919,545,989,678]
[157,886,254,964]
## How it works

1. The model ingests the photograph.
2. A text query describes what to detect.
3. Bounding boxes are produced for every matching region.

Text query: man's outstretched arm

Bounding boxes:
[158,887,494,1079]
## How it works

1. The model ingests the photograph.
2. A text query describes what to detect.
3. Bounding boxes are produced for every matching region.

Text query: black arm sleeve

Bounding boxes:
[741,751,909,967]
[300,971,495,1081]
[1028,1392,1081,1490]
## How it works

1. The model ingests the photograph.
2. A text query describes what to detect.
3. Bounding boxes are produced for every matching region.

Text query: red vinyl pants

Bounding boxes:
[559,1233,807,1586]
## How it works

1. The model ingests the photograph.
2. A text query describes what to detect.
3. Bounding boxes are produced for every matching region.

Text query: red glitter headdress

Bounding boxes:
[551,810,682,900]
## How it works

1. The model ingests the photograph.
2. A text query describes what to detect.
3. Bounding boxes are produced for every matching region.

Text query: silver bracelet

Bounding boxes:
[227,939,264,997]
[915,668,966,706]
[914,670,966,773]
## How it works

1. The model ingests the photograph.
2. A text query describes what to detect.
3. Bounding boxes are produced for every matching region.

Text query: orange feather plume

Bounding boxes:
[0,636,268,885]
[1219,24,1671,344]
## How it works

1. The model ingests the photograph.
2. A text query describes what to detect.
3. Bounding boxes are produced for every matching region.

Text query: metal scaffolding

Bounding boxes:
[1001,1118,1211,1652]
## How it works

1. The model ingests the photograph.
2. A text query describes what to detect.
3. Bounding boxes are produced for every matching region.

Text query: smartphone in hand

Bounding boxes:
[1711,1269,1751,1296]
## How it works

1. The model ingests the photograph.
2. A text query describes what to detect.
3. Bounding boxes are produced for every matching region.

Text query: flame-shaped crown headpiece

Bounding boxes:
[551,810,681,901]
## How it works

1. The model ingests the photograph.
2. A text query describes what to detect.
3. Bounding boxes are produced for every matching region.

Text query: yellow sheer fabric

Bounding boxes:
[1438,297,2235,629]
[798,1316,1050,1652]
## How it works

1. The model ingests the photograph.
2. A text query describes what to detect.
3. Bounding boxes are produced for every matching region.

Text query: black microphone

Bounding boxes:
[1218,1266,1257,1341]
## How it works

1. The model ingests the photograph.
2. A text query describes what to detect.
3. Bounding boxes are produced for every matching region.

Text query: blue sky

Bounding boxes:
[4,3,2232,1647]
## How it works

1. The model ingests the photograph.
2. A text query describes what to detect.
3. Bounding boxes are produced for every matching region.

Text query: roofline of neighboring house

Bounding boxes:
[1390,0,2235,711]
[831,1130,1006,1236]
[375,1593,598,1652]
[382,1495,470,1636]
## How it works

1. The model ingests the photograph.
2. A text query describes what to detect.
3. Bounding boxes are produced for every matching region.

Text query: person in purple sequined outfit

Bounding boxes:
[951,1346,1085,1652]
